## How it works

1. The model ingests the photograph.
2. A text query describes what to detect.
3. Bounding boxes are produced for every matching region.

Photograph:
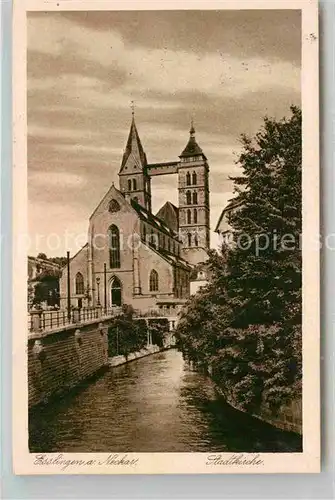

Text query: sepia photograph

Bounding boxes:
[12,0,319,474]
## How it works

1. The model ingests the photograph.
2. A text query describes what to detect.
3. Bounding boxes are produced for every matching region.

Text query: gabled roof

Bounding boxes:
[155,201,179,232]
[119,116,147,172]
[89,182,133,220]
[215,197,244,233]
[131,199,180,240]
[180,123,205,158]
[142,240,191,271]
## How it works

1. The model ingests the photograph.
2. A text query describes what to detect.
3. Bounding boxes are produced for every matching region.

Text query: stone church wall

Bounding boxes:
[138,242,174,297]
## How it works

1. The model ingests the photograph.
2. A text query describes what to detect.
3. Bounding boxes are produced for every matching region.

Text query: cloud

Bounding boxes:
[28,14,300,101]
[27,11,301,255]
[56,11,302,65]
[29,171,87,189]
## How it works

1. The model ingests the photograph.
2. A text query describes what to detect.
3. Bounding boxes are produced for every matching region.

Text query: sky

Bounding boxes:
[27,9,301,257]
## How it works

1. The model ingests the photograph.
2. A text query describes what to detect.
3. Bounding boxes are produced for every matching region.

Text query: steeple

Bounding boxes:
[180,121,206,159]
[177,122,210,265]
[118,109,151,212]
[120,113,147,171]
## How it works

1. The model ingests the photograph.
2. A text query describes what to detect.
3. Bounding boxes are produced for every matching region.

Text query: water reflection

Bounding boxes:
[29,349,302,453]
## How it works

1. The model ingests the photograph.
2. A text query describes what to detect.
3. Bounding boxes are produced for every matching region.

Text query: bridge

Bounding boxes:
[28,306,180,335]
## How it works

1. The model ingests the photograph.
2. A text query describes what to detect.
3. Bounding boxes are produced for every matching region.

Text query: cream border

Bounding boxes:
[12,0,320,474]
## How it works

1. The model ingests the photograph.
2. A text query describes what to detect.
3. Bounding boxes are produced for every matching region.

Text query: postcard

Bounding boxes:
[12,0,320,474]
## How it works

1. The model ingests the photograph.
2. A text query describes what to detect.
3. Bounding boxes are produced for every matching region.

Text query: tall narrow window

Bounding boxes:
[193,209,198,224]
[111,276,122,306]
[194,234,199,247]
[75,272,84,295]
[133,196,138,204]
[128,179,132,191]
[186,172,191,186]
[109,225,120,268]
[133,178,137,190]
[193,191,198,204]
[187,209,191,224]
[143,224,147,242]
[192,171,197,185]
[149,269,159,292]
[186,191,191,205]
[187,233,192,247]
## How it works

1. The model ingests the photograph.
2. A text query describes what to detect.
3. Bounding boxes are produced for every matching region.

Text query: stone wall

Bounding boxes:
[28,319,109,408]
[254,398,302,435]
[221,388,302,435]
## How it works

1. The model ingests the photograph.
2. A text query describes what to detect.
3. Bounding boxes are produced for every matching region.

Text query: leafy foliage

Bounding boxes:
[107,310,169,357]
[33,275,60,307]
[176,106,302,413]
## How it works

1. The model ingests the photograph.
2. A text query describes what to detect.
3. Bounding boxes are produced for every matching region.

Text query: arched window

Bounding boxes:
[133,178,137,190]
[186,172,191,186]
[133,196,138,204]
[186,191,191,205]
[109,225,120,268]
[192,171,197,185]
[149,269,159,292]
[109,199,120,213]
[194,234,199,247]
[111,276,122,306]
[193,209,198,224]
[187,209,191,224]
[75,272,84,295]
[193,191,198,204]
[187,233,192,247]
[128,179,132,191]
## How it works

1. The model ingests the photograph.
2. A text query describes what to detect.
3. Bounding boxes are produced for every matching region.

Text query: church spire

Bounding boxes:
[118,108,151,212]
[120,108,147,171]
[180,120,204,159]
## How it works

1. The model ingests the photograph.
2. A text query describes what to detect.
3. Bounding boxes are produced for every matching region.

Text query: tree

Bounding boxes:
[176,106,302,412]
[227,105,302,328]
[49,256,67,267]
[33,274,60,307]
[37,252,48,260]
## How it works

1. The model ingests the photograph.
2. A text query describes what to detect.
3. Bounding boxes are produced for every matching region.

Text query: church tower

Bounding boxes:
[178,123,210,265]
[118,114,151,211]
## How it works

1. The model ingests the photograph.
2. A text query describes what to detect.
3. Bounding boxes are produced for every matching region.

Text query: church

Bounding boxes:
[59,114,211,314]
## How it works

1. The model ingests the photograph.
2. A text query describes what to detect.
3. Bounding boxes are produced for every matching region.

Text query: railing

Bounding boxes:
[28,306,122,333]
[28,305,181,334]
[133,307,181,318]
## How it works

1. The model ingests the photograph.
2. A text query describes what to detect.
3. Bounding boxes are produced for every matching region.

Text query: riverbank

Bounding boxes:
[213,380,302,435]
[29,349,302,453]
[108,345,163,367]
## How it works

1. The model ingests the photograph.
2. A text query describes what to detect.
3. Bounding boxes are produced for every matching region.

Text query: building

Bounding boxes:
[59,115,211,313]
[28,256,62,309]
[215,197,243,246]
[189,262,211,295]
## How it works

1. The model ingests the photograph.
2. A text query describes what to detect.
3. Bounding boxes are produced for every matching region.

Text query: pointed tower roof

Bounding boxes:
[120,114,147,172]
[156,201,179,232]
[180,121,205,159]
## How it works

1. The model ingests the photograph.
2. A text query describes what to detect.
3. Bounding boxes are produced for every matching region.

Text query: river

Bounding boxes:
[29,349,302,453]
